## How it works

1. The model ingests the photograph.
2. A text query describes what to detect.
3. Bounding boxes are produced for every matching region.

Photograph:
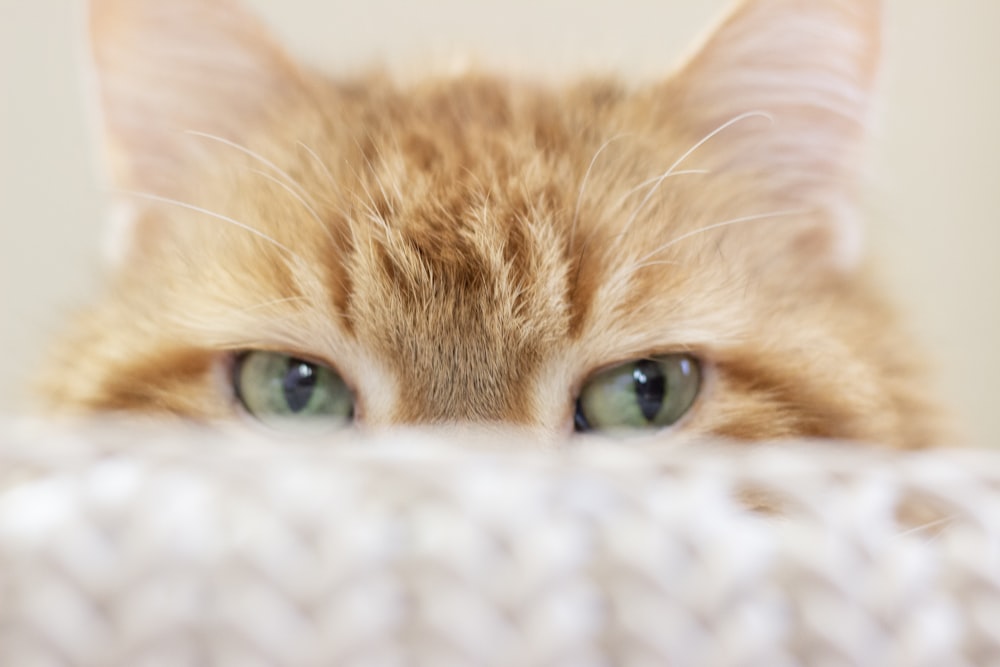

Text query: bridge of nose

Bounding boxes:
[384,332,540,425]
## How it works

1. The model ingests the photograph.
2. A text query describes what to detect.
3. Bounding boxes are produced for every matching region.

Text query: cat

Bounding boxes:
[39,0,945,448]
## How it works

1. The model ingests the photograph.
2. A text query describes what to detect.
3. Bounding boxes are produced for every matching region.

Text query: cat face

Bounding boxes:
[41,0,943,447]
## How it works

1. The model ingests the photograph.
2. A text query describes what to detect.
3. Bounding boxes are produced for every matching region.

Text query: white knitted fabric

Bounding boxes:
[0,423,998,666]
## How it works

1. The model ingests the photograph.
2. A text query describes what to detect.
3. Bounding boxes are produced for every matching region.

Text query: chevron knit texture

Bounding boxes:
[0,424,996,666]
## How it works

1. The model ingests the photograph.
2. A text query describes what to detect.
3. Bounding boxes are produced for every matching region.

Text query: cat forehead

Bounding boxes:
[294,85,587,344]
[282,76,628,190]
[223,76,629,293]
[197,74,749,341]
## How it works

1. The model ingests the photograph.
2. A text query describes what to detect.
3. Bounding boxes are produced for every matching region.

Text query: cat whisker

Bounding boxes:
[601,208,805,301]
[185,130,317,206]
[571,133,629,248]
[570,169,708,287]
[593,113,768,294]
[248,168,337,246]
[619,111,773,241]
[297,141,338,190]
[634,208,807,267]
[612,169,709,211]
[114,189,301,260]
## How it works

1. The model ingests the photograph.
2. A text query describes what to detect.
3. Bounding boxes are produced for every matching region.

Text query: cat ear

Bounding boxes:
[663,0,882,268]
[86,0,306,260]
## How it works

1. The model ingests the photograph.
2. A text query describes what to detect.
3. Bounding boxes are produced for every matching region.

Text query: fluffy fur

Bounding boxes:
[40,0,944,447]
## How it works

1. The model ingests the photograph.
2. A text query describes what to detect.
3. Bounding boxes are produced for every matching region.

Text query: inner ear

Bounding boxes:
[661,0,880,184]
[88,0,308,196]
[651,0,882,270]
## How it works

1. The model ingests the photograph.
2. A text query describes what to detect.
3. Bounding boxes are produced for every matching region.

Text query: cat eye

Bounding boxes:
[574,354,701,434]
[233,351,354,432]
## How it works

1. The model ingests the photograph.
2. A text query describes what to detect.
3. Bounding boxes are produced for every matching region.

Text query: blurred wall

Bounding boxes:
[2,1,998,445]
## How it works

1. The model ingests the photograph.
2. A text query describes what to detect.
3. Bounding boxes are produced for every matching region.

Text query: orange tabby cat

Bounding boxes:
[40,0,943,447]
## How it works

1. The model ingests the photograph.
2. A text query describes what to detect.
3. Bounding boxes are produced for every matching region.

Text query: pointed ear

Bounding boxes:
[88,0,305,196]
[663,0,882,266]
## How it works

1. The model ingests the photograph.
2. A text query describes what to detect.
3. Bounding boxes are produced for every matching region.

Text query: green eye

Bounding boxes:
[575,354,701,434]
[234,351,354,431]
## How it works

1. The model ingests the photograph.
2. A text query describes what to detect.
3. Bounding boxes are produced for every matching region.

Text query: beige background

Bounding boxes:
[1,1,997,445]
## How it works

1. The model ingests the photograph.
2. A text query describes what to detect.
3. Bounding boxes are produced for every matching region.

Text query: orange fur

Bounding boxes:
[40,0,945,447]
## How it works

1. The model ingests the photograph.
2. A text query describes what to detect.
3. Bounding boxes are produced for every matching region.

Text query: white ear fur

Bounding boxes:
[668,0,882,269]
[86,0,304,263]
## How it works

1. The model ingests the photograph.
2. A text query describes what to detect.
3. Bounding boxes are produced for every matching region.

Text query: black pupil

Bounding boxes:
[633,359,666,422]
[283,359,318,413]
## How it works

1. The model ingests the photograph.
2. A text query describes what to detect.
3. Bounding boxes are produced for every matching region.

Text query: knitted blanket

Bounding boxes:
[0,422,996,666]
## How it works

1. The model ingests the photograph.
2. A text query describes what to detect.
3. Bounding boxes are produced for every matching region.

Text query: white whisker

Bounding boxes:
[185,130,315,205]
[297,142,390,257]
[297,140,338,189]
[571,133,628,248]
[600,208,804,302]
[619,111,773,239]
[612,169,709,211]
[115,190,300,259]
[248,168,337,246]
[634,208,806,267]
